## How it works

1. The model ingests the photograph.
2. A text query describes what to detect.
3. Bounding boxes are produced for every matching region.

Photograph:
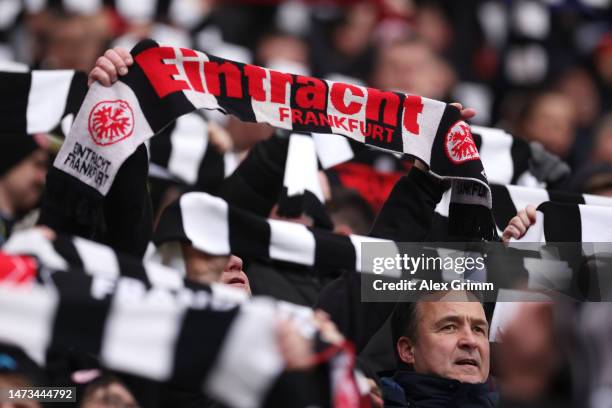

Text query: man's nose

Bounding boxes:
[225,255,243,272]
[457,327,479,349]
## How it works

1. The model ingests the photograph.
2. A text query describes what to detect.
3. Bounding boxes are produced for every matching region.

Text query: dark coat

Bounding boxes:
[381,371,498,408]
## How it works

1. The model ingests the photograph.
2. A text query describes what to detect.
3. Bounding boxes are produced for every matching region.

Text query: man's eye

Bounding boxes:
[473,326,486,335]
[442,324,456,331]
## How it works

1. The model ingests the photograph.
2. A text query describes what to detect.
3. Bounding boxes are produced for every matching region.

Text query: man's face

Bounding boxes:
[398,301,490,384]
[1,150,48,213]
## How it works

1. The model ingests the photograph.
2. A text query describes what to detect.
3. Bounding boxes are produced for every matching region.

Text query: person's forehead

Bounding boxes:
[418,301,486,324]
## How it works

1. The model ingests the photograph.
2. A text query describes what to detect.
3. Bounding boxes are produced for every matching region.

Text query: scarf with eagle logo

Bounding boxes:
[50,39,495,239]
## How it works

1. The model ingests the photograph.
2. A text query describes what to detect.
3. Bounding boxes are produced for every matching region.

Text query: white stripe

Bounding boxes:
[524,258,572,290]
[27,70,75,133]
[579,205,612,242]
[210,283,249,310]
[181,193,231,255]
[73,236,120,279]
[0,0,22,30]
[515,170,543,187]
[489,290,553,342]
[3,229,68,271]
[472,126,514,185]
[583,194,612,207]
[268,219,316,266]
[348,235,401,276]
[115,0,157,22]
[23,0,46,13]
[251,67,292,129]
[167,113,209,184]
[434,189,451,217]
[401,97,445,164]
[313,132,355,169]
[284,134,324,201]
[63,0,102,15]
[100,277,185,381]
[144,262,184,290]
[205,298,284,408]
[0,284,59,365]
[506,184,550,212]
[223,151,240,177]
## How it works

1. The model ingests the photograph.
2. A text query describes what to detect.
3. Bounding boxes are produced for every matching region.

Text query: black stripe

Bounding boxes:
[196,141,225,190]
[63,71,88,120]
[169,305,239,389]
[206,55,256,123]
[548,189,585,205]
[228,206,271,261]
[149,123,175,169]
[52,236,84,269]
[48,271,111,360]
[289,76,332,135]
[472,132,483,151]
[153,199,189,246]
[0,72,30,134]
[539,202,582,242]
[312,229,356,272]
[510,137,531,185]
[491,184,518,230]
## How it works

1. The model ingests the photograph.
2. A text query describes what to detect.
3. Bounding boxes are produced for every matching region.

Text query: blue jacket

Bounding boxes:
[381,371,498,408]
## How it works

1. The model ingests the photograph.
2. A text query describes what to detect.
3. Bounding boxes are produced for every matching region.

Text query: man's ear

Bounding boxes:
[397,336,416,365]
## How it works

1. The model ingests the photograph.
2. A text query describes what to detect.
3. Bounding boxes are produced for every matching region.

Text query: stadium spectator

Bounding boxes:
[0,135,49,244]
[371,38,455,100]
[517,91,577,161]
[383,293,495,407]
[80,374,140,408]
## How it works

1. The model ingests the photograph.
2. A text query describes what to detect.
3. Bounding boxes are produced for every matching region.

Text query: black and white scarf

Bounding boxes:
[148,112,240,188]
[0,69,87,135]
[153,190,584,300]
[154,191,400,275]
[436,184,612,232]
[513,201,612,243]
[53,39,492,219]
[1,230,368,408]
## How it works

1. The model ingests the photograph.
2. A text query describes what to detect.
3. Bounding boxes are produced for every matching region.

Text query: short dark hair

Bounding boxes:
[390,291,486,363]
[391,302,419,346]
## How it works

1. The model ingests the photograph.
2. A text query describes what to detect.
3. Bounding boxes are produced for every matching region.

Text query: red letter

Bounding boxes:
[204,61,243,98]
[270,71,293,104]
[366,88,400,126]
[384,127,394,143]
[180,48,205,92]
[360,122,372,137]
[318,113,331,127]
[372,124,384,141]
[244,64,267,101]
[291,109,303,124]
[403,95,423,134]
[279,107,290,122]
[331,83,364,115]
[295,76,326,110]
[135,47,191,98]
[304,111,318,125]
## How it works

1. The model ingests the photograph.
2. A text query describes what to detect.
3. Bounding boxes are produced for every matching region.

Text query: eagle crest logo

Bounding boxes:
[444,120,479,164]
[88,100,134,146]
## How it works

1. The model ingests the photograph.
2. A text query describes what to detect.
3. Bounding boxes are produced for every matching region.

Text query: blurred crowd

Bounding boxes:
[1,1,612,408]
